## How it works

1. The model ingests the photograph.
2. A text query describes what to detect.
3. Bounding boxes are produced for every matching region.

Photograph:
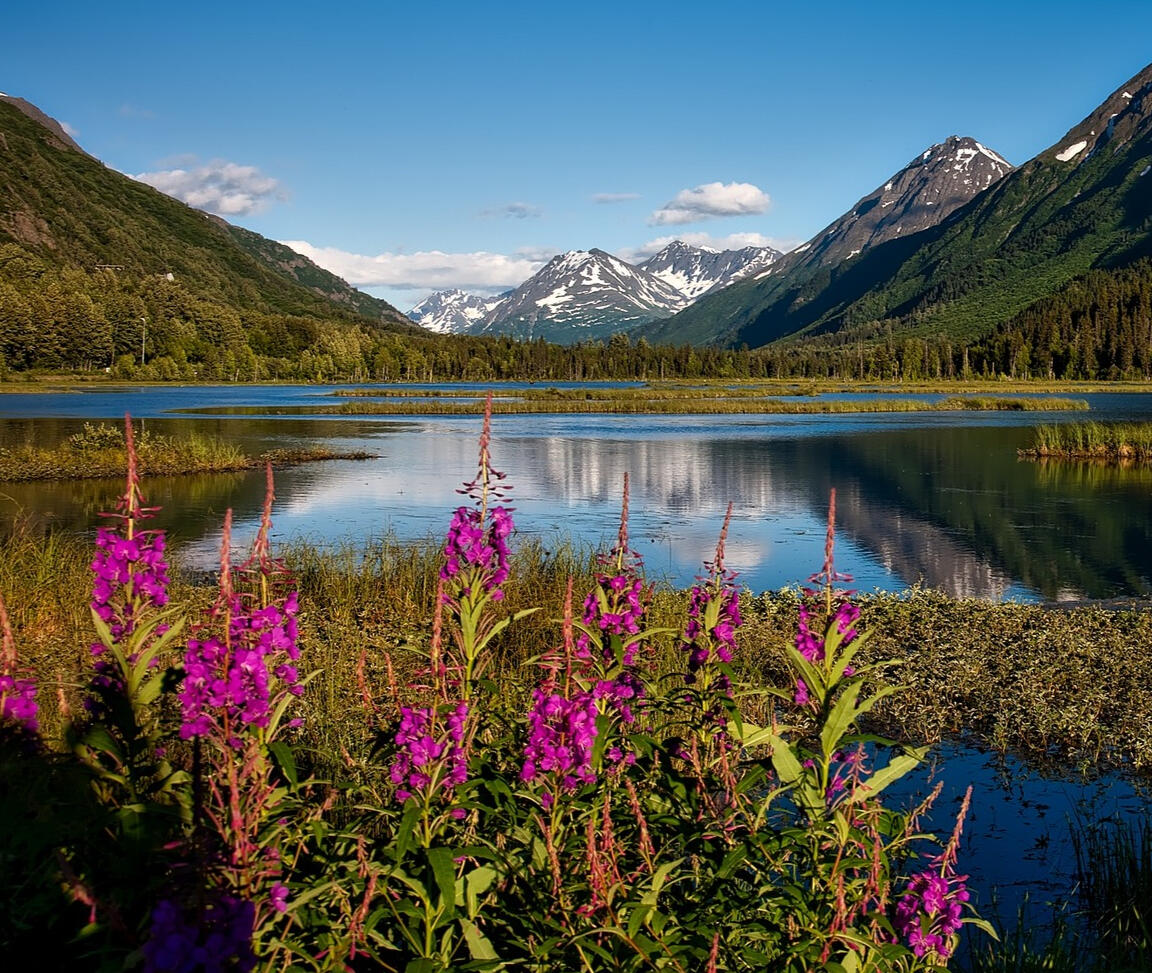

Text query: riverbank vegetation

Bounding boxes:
[1020,421,1152,463]
[0,421,374,481]
[322,388,1090,416]
[3,410,1149,970]
[7,523,1151,775]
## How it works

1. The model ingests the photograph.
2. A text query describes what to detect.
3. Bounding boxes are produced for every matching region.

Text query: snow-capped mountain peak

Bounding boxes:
[407,288,505,334]
[639,242,782,301]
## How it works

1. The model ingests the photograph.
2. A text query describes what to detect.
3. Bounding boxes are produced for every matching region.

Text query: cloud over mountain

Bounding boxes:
[133,159,285,216]
[649,181,770,225]
[279,241,546,293]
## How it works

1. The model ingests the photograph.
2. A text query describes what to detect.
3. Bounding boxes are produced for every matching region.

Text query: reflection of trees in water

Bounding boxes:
[518,427,1152,600]
[1,470,256,541]
[795,429,1152,601]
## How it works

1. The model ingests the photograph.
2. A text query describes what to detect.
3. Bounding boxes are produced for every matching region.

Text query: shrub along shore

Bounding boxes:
[0,422,375,481]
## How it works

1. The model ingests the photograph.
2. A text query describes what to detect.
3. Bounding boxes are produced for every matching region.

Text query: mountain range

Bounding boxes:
[5,58,1152,378]
[408,241,780,341]
[0,93,408,330]
[643,63,1152,350]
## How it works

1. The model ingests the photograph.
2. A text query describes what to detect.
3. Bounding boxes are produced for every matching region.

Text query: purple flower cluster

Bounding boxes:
[521,689,599,795]
[892,869,970,960]
[576,567,646,665]
[89,526,171,690]
[179,592,302,742]
[793,599,860,706]
[143,894,256,973]
[682,582,742,681]
[0,673,38,733]
[390,702,469,802]
[441,504,514,598]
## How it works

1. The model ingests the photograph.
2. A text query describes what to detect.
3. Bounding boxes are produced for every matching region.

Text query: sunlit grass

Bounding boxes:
[0,422,375,481]
[1022,421,1152,463]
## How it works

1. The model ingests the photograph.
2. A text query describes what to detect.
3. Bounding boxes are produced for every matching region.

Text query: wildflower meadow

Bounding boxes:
[0,400,994,971]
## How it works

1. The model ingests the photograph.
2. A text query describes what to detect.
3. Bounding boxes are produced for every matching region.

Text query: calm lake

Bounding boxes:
[3,384,1152,601]
[4,383,1152,944]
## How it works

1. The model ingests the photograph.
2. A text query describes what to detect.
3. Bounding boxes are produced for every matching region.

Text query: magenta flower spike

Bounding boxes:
[87,415,171,703]
[179,477,303,744]
[441,392,515,601]
[681,502,742,692]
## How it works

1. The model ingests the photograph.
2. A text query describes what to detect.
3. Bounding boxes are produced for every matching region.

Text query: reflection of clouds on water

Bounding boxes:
[13,406,1152,599]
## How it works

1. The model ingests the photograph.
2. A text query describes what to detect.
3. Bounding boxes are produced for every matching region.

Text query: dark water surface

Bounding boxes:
[3,385,1152,600]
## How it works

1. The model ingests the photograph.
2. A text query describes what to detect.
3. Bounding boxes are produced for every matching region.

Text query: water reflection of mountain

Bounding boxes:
[4,418,1151,600]
[515,428,1152,600]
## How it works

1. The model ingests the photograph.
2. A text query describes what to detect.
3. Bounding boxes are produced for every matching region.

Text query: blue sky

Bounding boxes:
[7,0,1152,309]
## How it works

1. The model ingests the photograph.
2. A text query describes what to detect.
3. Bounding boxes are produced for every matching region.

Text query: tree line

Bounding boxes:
[4,244,1152,384]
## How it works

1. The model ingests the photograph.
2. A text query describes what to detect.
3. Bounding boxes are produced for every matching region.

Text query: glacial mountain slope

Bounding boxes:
[0,95,411,330]
[638,241,781,300]
[642,135,1015,347]
[648,62,1152,351]
[408,288,507,334]
[468,249,689,342]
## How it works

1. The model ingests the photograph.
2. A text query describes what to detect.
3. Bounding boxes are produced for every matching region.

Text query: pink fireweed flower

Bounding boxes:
[88,419,171,699]
[892,785,974,960]
[0,592,38,735]
[892,869,970,959]
[441,503,514,597]
[521,688,600,795]
[441,391,516,601]
[178,509,302,743]
[390,702,469,802]
[682,503,742,690]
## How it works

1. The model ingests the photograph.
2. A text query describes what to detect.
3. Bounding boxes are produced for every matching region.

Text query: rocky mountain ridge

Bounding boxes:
[408,241,780,342]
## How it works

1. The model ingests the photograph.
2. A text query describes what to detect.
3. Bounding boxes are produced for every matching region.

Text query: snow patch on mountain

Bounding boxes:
[1056,140,1089,162]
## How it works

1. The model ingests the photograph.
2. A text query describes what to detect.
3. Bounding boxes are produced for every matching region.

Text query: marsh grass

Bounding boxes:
[1022,422,1152,463]
[0,422,375,481]
[7,528,1152,777]
[328,392,1089,416]
[1072,816,1152,970]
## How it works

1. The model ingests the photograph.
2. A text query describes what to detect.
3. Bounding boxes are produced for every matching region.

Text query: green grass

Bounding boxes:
[0,422,375,481]
[1021,422,1152,463]
[6,528,1152,775]
[321,389,1089,416]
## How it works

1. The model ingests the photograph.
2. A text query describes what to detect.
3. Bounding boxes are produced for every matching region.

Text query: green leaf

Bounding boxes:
[461,917,499,961]
[465,865,497,918]
[268,741,298,786]
[820,680,865,757]
[842,748,927,805]
[428,846,458,920]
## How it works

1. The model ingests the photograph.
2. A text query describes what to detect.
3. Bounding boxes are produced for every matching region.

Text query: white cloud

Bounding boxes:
[648,181,771,225]
[617,232,802,263]
[132,159,285,216]
[279,241,547,293]
[483,201,542,219]
[591,192,641,204]
[61,121,80,138]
